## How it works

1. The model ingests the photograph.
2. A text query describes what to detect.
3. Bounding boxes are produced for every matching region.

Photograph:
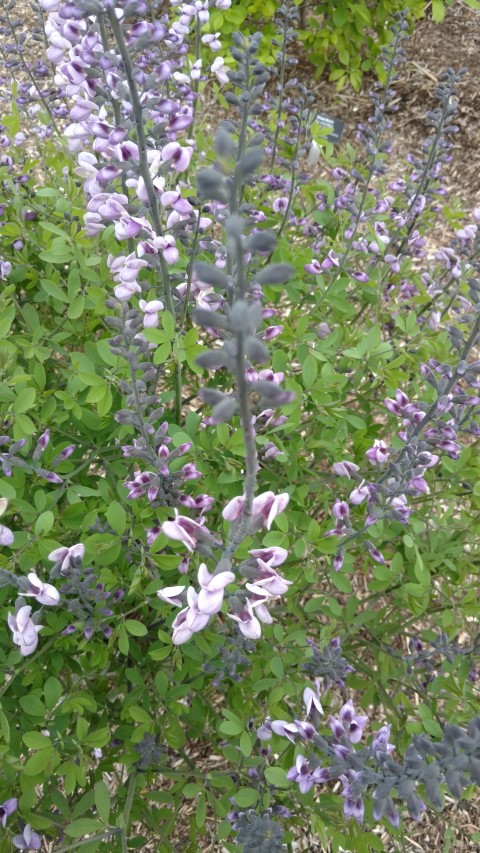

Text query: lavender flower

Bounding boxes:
[23,572,60,606]
[329,700,369,743]
[12,824,42,851]
[197,563,235,614]
[0,798,18,827]
[161,511,210,552]
[7,607,43,656]
[48,543,85,574]
[286,755,328,793]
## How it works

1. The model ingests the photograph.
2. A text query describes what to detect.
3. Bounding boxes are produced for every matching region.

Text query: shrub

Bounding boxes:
[205,0,480,90]
[0,2,479,852]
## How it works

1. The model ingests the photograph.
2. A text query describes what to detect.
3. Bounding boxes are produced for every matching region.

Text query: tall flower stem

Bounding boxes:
[235,334,257,525]
[2,3,62,138]
[120,772,137,853]
[269,19,288,174]
[106,9,182,423]
[277,111,307,239]
[337,310,480,553]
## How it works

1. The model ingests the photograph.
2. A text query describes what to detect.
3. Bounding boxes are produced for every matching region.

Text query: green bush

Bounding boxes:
[208,0,480,89]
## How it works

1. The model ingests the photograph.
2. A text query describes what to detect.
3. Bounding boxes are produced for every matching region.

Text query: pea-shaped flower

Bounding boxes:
[23,572,60,606]
[7,606,43,657]
[197,563,235,615]
[138,299,164,328]
[12,823,42,851]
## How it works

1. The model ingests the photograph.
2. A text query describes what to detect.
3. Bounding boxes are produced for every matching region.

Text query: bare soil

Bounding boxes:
[296,2,480,210]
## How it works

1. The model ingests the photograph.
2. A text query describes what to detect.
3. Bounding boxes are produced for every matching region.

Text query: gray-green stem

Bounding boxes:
[106,9,182,422]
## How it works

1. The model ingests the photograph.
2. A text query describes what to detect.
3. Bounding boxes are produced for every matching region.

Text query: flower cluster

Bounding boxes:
[158,502,291,644]
[262,690,480,827]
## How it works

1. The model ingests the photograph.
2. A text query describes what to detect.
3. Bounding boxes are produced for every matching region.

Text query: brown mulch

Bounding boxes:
[294,2,480,209]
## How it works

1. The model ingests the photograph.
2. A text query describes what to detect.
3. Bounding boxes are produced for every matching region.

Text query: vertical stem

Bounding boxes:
[269,23,288,174]
[277,111,306,239]
[106,9,182,423]
[3,3,62,137]
[235,333,257,523]
[191,17,202,122]
[120,771,137,853]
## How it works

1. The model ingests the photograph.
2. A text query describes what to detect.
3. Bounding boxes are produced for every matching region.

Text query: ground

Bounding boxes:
[297,2,480,210]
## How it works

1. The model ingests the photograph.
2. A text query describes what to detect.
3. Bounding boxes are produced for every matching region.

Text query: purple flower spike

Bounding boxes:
[49,543,85,574]
[365,439,390,465]
[33,429,50,460]
[37,469,63,485]
[333,460,359,478]
[227,600,262,640]
[330,700,369,743]
[304,685,324,718]
[161,510,208,552]
[305,259,322,275]
[157,585,187,607]
[51,445,76,466]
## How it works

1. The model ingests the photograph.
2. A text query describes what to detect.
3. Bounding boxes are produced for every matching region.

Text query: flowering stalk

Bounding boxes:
[105,8,175,319]
[326,11,408,289]
[330,298,480,569]
[262,691,480,827]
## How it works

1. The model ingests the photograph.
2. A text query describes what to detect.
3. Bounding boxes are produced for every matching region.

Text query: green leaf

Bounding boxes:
[196,792,206,828]
[155,672,168,697]
[183,783,203,797]
[264,767,291,788]
[148,646,172,661]
[65,818,104,838]
[39,222,70,238]
[432,0,446,21]
[162,311,175,339]
[19,695,47,717]
[0,309,15,339]
[34,511,55,537]
[23,747,54,776]
[302,354,318,387]
[106,501,127,535]
[239,731,252,757]
[234,788,259,808]
[23,732,51,749]
[84,728,110,747]
[0,709,10,743]
[14,388,37,414]
[153,342,171,365]
[68,295,85,319]
[125,619,148,637]
[44,676,63,711]
[128,705,151,724]
[41,279,71,300]
[219,721,244,736]
[117,624,129,656]
[14,413,36,436]
[94,781,110,824]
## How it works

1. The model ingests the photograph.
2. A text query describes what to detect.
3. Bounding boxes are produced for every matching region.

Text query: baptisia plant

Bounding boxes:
[0,0,480,850]
[39,0,296,660]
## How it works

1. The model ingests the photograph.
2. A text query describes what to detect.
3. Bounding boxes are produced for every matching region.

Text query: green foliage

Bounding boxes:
[0,22,479,853]
[207,0,480,90]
